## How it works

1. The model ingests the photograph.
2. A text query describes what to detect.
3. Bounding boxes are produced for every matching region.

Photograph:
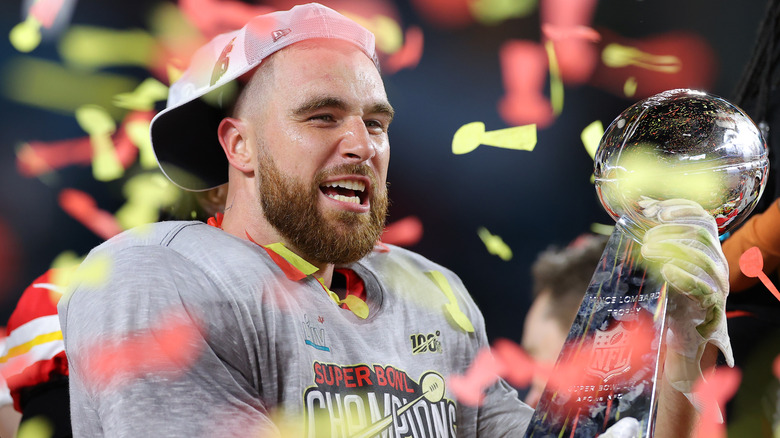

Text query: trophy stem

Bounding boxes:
[524,224,668,437]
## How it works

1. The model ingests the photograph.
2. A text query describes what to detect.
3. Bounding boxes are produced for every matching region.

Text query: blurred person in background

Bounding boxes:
[521,233,608,408]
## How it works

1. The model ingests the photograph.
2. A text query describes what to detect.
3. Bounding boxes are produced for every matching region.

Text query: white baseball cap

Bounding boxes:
[150,3,379,191]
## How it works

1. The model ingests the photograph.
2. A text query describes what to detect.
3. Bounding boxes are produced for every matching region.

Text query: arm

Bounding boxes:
[641,199,733,437]
[722,198,780,292]
[59,245,274,437]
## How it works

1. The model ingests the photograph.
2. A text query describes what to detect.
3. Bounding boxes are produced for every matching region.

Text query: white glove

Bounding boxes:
[639,198,734,395]
[600,417,640,438]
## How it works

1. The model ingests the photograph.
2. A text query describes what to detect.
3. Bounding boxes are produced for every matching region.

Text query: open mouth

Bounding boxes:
[320,179,368,205]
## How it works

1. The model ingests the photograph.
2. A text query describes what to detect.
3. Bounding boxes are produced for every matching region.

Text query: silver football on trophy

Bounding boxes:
[594,88,769,235]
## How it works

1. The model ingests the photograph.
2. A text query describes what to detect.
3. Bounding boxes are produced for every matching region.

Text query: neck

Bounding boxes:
[220,190,336,288]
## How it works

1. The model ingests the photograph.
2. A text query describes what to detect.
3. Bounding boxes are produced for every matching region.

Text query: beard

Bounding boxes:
[256,152,388,266]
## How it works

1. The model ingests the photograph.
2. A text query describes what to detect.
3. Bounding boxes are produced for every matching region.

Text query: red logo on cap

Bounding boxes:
[272,28,291,42]
[210,37,237,86]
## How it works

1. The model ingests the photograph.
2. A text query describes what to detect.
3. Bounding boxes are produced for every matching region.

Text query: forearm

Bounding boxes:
[654,343,718,438]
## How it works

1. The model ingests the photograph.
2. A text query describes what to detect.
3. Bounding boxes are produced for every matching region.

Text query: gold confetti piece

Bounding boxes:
[166,64,184,85]
[115,173,180,229]
[125,120,157,169]
[75,105,123,181]
[426,271,475,333]
[59,26,156,69]
[477,227,513,261]
[113,77,169,111]
[580,120,603,160]
[602,43,682,73]
[264,242,318,276]
[470,0,537,25]
[544,40,564,116]
[452,122,536,155]
[1,57,137,117]
[9,15,42,53]
[17,415,53,438]
[343,13,403,54]
[590,223,614,236]
[623,76,638,97]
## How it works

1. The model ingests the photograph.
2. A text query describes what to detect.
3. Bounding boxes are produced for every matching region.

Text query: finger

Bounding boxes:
[659,264,719,307]
[642,240,728,292]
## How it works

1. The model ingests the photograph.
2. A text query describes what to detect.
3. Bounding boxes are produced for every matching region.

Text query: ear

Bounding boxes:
[218,117,255,175]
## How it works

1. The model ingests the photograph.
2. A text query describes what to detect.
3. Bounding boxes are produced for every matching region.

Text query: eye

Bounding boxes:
[365,119,386,133]
[309,114,336,123]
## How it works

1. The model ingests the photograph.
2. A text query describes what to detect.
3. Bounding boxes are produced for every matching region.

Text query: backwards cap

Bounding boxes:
[150,3,378,191]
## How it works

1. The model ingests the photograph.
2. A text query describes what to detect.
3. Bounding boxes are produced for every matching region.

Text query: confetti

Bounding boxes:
[602,43,682,73]
[177,0,273,39]
[29,0,66,28]
[544,40,564,116]
[447,348,499,406]
[452,121,536,155]
[115,173,181,229]
[1,56,137,117]
[477,227,513,261]
[113,77,169,111]
[692,367,741,438]
[623,76,638,97]
[16,416,53,438]
[383,26,424,74]
[426,271,475,333]
[739,246,780,302]
[9,16,42,53]
[58,188,123,241]
[59,26,157,70]
[75,105,124,182]
[381,216,424,247]
[541,24,600,43]
[580,120,603,160]
[84,309,204,390]
[498,40,554,127]
[470,0,537,25]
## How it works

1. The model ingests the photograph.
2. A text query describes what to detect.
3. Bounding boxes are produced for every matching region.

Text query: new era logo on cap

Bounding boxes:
[272,28,291,42]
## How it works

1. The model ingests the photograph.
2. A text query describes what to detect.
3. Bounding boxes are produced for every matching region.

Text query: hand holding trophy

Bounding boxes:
[524,89,768,437]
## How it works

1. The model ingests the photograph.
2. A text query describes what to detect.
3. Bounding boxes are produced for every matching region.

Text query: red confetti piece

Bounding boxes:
[693,367,741,438]
[178,0,273,39]
[408,0,473,29]
[498,40,554,128]
[15,112,150,177]
[739,246,780,302]
[380,216,423,247]
[58,188,123,240]
[774,354,780,380]
[540,0,599,85]
[84,310,204,391]
[383,26,424,74]
[491,338,536,388]
[29,0,65,28]
[447,348,499,406]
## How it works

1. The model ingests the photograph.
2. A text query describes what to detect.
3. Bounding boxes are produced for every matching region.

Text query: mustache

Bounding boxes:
[315,163,382,190]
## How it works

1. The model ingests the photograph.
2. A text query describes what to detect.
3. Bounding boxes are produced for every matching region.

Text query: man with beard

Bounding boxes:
[58,4,731,437]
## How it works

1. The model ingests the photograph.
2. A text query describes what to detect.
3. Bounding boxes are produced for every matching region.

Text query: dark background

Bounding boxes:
[0,0,768,348]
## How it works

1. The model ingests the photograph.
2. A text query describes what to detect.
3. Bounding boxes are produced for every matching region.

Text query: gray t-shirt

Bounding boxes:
[59,221,533,437]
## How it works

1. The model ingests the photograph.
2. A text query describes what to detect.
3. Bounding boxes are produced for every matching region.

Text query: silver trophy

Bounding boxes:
[524,89,768,437]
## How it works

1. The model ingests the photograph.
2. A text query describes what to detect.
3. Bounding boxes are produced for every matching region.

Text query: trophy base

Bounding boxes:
[524,227,667,437]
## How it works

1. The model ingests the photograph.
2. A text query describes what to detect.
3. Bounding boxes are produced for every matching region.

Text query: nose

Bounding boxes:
[337,117,376,162]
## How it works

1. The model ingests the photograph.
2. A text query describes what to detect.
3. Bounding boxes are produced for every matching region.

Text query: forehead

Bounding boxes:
[262,40,387,104]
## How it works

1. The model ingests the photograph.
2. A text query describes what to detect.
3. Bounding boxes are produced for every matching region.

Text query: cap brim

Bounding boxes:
[151,96,229,192]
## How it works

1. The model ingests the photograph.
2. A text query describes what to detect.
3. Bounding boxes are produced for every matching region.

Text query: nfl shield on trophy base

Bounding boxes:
[523,223,667,438]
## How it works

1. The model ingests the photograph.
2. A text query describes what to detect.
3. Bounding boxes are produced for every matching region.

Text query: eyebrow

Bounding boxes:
[293,96,395,123]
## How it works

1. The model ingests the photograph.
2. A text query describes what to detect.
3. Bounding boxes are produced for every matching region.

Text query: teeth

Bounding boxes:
[327,194,360,203]
[322,179,365,192]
